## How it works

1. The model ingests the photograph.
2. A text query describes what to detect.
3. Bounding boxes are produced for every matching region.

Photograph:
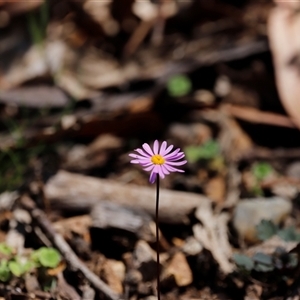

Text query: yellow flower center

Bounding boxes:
[151,154,165,165]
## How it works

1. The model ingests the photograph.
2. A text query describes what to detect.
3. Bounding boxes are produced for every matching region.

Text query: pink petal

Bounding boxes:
[129,153,149,160]
[157,166,165,179]
[130,160,141,164]
[149,171,157,184]
[167,153,185,161]
[153,165,161,174]
[164,165,185,173]
[142,143,154,156]
[159,141,167,155]
[135,159,150,164]
[165,160,187,166]
[153,140,159,154]
[141,161,153,167]
[136,148,151,158]
[150,165,164,181]
[161,164,170,175]
[144,165,155,171]
[164,144,174,155]
[164,148,180,159]
[173,152,185,157]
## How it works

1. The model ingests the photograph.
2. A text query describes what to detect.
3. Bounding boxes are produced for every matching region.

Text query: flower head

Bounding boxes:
[129,140,187,184]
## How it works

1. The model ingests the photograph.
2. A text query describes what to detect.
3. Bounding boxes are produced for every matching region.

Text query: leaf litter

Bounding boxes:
[1,1,300,299]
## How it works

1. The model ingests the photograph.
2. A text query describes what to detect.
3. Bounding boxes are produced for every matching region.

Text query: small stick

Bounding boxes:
[45,170,211,225]
[21,196,123,300]
[124,19,155,56]
[223,104,296,128]
[151,0,165,46]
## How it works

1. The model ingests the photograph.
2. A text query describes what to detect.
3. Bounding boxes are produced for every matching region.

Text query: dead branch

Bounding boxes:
[239,146,300,160]
[194,204,234,274]
[45,170,211,224]
[223,104,296,128]
[20,196,123,300]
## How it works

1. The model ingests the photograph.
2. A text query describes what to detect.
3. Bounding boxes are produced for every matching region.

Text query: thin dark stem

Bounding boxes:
[155,174,161,300]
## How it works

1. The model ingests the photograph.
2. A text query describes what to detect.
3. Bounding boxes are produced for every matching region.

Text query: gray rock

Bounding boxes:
[0,191,18,210]
[286,161,300,179]
[233,197,292,244]
[182,236,203,256]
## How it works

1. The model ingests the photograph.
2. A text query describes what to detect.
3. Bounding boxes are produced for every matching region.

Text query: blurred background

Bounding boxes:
[1,0,297,191]
[1,0,300,299]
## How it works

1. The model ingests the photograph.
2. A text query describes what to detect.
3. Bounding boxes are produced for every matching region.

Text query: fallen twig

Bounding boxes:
[223,104,296,128]
[20,196,123,300]
[45,170,211,224]
[194,204,234,274]
[239,146,300,160]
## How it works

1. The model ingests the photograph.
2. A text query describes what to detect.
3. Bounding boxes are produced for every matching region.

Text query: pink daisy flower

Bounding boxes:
[129,140,187,184]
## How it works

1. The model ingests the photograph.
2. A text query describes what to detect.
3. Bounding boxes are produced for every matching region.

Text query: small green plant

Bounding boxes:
[252,252,274,272]
[250,162,274,196]
[167,74,192,97]
[233,249,298,274]
[0,243,13,256]
[256,220,279,241]
[0,260,10,282]
[0,244,61,283]
[252,162,274,182]
[233,220,300,281]
[0,258,35,282]
[278,226,300,242]
[8,260,34,277]
[185,140,225,173]
[31,247,61,269]
[185,140,220,163]
[232,253,254,271]
[255,220,300,242]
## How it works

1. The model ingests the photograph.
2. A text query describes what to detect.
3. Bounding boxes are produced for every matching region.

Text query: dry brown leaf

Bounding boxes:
[204,176,226,204]
[53,215,92,241]
[101,259,125,294]
[162,252,193,287]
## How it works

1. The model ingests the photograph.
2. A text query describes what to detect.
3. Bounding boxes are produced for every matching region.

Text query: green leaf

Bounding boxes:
[34,247,61,268]
[253,252,274,272]
[30,250,39,263]
[256,220,278,241]
[252,252,273,265]
[0,243,13,256]
[251,162,274,182]
[278,227,300,242]
[254,262,274,272]
[185,140,220,163]
[233,253,254,271]
[0,260,10,282]
[185,146,201,163]
[8,261,25,277]
[22,260,36,273]
[167,74,192,97]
